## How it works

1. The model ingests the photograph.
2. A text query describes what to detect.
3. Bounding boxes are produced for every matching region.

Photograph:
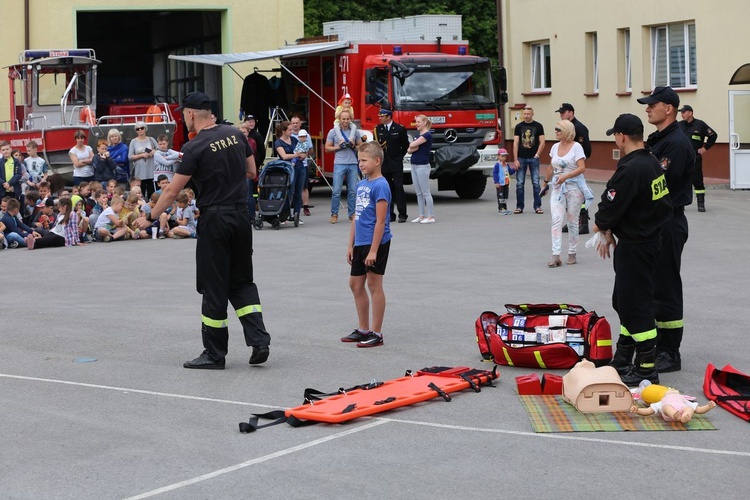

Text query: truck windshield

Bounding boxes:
[393,63,495,110]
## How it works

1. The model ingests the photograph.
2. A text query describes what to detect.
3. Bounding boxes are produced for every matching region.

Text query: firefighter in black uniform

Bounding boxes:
[556,103,591,233]
[637,86,695,374]
[374,108,410,222]
[136,92,271,369]
[594,114,673,386]
[678,105,717,212]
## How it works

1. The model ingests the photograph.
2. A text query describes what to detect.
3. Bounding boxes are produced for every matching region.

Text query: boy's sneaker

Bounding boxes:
[340,329,369,343]
[158,232,166,239]
[9,241,19,249]
[102,235,112,243]
[357,332,383,348]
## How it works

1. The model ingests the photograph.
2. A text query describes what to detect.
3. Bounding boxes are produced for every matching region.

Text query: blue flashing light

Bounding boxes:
[458,46,467,55]
[393,46,403,56]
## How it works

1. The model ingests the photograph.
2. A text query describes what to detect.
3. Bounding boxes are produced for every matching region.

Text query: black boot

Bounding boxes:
[609,339,635,376]
[620,346,659,387]
[655,327,683,372]
[697,193,706,212]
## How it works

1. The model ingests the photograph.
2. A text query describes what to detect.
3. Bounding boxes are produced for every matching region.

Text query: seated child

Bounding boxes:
[184,188,199,220]
[127,177,141,198]
[89,189,108,229]
[119,193,147,239]
[154,174,170,194]
[169,192,197,239]
[26,196,82,250]
[23,190,40,226]
[33,198,56,231]
[1,198,33,247]
[153,134,180,183]
[72,197,91,243]
[78,181,95,216]
[37,181,52,205]
[93,195,128,242]
[105,179,117,201]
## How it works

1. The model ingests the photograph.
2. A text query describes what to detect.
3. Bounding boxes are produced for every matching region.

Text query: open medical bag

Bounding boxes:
[704,363,750,422]
[475,303,613,369]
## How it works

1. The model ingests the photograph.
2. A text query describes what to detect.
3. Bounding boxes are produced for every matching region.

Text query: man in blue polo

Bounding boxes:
[324,109,362,223]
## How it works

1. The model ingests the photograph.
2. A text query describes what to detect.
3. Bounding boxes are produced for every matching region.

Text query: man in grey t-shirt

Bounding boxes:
[324,110,361,223]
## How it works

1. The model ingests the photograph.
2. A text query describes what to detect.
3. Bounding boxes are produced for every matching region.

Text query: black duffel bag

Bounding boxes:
[432,145,480,178]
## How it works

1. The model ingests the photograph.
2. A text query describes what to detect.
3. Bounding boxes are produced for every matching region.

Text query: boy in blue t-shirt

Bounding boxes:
[341,142,392,348]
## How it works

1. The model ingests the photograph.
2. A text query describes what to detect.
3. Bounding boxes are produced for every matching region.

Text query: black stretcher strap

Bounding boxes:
[239,410,318,433]
[375,396,396,405]
[428,382,452,402]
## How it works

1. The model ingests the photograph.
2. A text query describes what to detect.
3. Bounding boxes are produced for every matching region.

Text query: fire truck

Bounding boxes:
[171,15,507,199]
[1,49,180,181]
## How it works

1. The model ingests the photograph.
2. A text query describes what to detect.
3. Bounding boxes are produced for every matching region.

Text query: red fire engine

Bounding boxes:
[171,15,506,199]
[1,49,180,180]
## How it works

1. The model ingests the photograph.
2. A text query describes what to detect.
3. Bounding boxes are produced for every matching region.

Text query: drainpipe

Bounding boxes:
[25,0,30,50]
[496,0,506,145]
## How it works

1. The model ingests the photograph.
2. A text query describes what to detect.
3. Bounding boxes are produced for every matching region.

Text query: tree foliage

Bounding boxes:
[303,0,500,67]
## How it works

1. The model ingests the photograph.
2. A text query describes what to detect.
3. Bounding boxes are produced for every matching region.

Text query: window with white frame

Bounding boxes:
[586,32,599,93]
[531,42,551,91]
[651,22,697,88]
[623,29,631,91]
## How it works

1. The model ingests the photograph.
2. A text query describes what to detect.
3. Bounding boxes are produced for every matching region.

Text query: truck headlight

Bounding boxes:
[484,131,497,142]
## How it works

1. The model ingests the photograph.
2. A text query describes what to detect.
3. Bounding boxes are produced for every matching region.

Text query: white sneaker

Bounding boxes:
[411,216,425,223]
[420,217,435,224]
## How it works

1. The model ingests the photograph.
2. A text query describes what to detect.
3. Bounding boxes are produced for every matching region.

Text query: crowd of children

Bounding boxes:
[1,138,200,250]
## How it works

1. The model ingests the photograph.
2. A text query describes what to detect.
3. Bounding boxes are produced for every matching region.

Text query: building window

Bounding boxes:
[168,46,204,100]
[531,42,551,91]
[621,28,632,92]
[651,22,697,88]
[586,32,599,93]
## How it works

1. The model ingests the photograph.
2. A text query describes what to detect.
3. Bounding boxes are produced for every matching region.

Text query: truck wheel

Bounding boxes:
[455,172,487,199]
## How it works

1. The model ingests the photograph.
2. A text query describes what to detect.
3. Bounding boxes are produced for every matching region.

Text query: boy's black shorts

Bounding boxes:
[350,240,390,276]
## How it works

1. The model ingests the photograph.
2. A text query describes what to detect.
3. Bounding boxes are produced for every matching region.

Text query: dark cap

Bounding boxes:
[606,113,644,136]
[636,86,680,107]
[45,198,54,207]
[176,92,212,111]
[244,114,255,121]
[678,105,693,113]
[378,108,393,116]
[555,103,574,113]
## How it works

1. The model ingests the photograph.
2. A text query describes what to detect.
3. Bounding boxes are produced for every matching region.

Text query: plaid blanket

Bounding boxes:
[519,395,716,432]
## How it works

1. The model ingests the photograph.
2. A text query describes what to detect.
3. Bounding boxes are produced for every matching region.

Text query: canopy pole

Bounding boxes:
[227,64,245,81]
[275,58,336,111]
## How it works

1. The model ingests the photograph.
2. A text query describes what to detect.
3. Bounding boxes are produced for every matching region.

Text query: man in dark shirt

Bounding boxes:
[594,113,672,386]
[556,103,591,158]
[512,107,546,214]
[374,108,409,222]
[556,102,592,233]
[678,105,717,212]
[637,86,695,374]
[137,92,271,369]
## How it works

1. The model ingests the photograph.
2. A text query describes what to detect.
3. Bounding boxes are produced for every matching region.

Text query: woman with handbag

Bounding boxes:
[544,120,588,267]
[128,122,158,199]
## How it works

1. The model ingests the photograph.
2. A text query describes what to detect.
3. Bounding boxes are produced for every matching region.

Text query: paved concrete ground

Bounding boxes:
[2,179,749,499]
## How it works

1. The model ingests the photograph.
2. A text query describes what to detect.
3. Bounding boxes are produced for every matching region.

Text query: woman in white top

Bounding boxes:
[128,121,158,199]
[544,119,586,267]
[68,130,94,185]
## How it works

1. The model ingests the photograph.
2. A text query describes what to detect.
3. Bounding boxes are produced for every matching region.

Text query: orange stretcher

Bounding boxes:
[239,366,498,432]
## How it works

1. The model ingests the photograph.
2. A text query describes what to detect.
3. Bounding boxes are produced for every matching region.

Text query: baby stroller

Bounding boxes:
[253,159,297,230]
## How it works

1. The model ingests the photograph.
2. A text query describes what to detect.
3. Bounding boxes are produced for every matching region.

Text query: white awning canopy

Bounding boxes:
[167,41,349,67]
